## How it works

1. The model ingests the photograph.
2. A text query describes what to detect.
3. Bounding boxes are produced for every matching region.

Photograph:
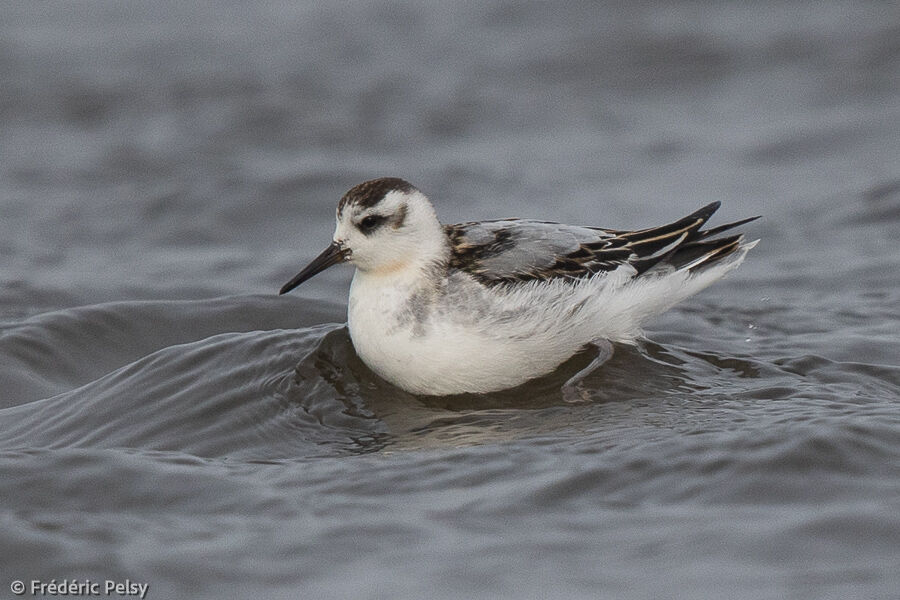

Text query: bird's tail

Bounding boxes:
[620,202,760,275]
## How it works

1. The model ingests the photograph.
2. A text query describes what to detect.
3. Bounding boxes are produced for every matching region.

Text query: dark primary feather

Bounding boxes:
[445,202,759,286]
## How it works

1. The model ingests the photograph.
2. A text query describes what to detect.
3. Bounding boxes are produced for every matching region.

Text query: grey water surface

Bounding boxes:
[1,1,899,599]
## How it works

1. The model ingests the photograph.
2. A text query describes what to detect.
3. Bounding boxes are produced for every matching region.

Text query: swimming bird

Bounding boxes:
[279,177,758,395]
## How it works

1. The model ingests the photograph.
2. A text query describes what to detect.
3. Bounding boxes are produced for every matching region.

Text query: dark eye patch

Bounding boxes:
[358,214,387,234]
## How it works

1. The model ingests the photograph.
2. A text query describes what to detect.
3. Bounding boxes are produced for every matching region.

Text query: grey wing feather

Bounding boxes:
[444,203,760,286]
[445,219,619,284]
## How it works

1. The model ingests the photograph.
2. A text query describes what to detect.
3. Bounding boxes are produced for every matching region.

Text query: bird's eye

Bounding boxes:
[359,215,385,232]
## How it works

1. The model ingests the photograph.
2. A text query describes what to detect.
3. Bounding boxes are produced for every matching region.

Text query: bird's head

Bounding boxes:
[280,177,445,294]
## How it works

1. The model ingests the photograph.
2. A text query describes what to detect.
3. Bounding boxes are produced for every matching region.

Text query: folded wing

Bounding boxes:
[445,202,759,286]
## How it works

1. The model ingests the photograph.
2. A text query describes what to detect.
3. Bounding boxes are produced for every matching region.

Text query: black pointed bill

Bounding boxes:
[279,242,349,295]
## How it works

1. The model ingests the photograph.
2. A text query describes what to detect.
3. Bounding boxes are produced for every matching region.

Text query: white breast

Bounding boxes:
[347,268,583,395]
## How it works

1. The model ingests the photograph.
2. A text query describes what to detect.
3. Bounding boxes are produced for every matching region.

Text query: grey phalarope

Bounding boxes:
[280,177,759,395]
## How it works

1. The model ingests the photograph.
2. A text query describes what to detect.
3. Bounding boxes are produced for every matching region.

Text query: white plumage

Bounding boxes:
[280,177,758,395]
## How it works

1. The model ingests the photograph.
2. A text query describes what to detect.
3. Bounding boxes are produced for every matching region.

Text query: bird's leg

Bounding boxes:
[562,339,614,403]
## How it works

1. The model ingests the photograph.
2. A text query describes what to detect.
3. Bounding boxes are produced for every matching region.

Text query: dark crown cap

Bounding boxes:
[338,177,417,215]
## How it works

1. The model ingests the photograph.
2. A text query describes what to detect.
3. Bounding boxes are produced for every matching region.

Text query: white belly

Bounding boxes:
[347,271,575,395]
